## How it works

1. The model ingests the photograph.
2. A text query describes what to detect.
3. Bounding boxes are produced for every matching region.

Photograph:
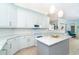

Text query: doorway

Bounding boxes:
[71,25,75,33]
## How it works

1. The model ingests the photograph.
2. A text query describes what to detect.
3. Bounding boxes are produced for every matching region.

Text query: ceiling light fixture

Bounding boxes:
[49,5,56,14]
[58,10,64,18]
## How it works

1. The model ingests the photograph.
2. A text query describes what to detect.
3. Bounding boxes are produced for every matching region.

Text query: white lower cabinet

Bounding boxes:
[19,36,35,50]
[0,42,10,55]
[0,36,35,55]
[26,36,35,47]
[0,49,7,55]
[18,36,28,50]
[6,38,19,55]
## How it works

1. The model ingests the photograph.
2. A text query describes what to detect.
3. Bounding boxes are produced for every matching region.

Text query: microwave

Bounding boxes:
[34,25,39,27]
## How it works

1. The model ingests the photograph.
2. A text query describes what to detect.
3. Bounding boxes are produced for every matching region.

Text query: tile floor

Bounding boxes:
[15,38,79,55]
[69,38,79,55]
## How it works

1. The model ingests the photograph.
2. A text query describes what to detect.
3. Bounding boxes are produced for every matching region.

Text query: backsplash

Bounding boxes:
[13,28,49,36]
[13,28,33,36]
[0,28,49,38]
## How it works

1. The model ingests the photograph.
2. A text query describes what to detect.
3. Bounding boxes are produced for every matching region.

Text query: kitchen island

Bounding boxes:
[36,34,71,55]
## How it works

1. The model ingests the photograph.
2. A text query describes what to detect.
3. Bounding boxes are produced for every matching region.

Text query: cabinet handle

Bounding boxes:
[10,44,12,49]
[9,21,12,26]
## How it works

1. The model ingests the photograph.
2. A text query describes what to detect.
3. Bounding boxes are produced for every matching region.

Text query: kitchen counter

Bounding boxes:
[0,34,20,50]
[0,38,7,50]
[36,34,71,55]
[36,34,71,46]
[0,33,34,51]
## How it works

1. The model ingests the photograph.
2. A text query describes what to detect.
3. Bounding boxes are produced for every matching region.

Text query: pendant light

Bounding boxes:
[58,10,64,18]
[49,5,56,14]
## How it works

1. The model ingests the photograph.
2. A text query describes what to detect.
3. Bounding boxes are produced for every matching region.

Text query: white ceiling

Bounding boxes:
[15,3,79,19]
[15,3,51,14]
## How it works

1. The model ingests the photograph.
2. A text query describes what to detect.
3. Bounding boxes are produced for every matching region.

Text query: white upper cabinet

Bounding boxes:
[0,3,49,28]
[7,4,17,28]
[17,8,30,28]
[17,7,37,28]
[0,3,17,28]
[17,7,49,28]
[0,4,9,27]
[36,14,49,28]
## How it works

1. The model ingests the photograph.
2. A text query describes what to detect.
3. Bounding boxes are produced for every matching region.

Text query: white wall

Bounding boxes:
[55,3,79,19]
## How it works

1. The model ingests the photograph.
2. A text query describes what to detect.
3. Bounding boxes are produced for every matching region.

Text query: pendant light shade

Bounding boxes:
[49,5,56,14]
[58,10,64,18]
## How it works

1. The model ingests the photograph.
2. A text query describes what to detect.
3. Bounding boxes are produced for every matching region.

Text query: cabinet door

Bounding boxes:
[7,38,18,55]
[17,8,38,28]
[0,4,9,27]
[0,49,7,55]
[36,14,49,28]
[0,4,17,28]
[25,11,37,28]
[17,8,27,28]
[2,42,10,55]
[19,36,35,50]
[7,4,17,28]
[26,36,35,47]
[19,36,28,49]
[0,42,10,55]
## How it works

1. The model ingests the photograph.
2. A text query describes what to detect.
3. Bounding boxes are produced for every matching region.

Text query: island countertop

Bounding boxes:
[36,34,71,46]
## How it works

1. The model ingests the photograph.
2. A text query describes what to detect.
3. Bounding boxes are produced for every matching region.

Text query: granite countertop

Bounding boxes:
[36,34,71,46]
[0,38,8,50]
[0,34,34,50]
[0,34,20,50]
